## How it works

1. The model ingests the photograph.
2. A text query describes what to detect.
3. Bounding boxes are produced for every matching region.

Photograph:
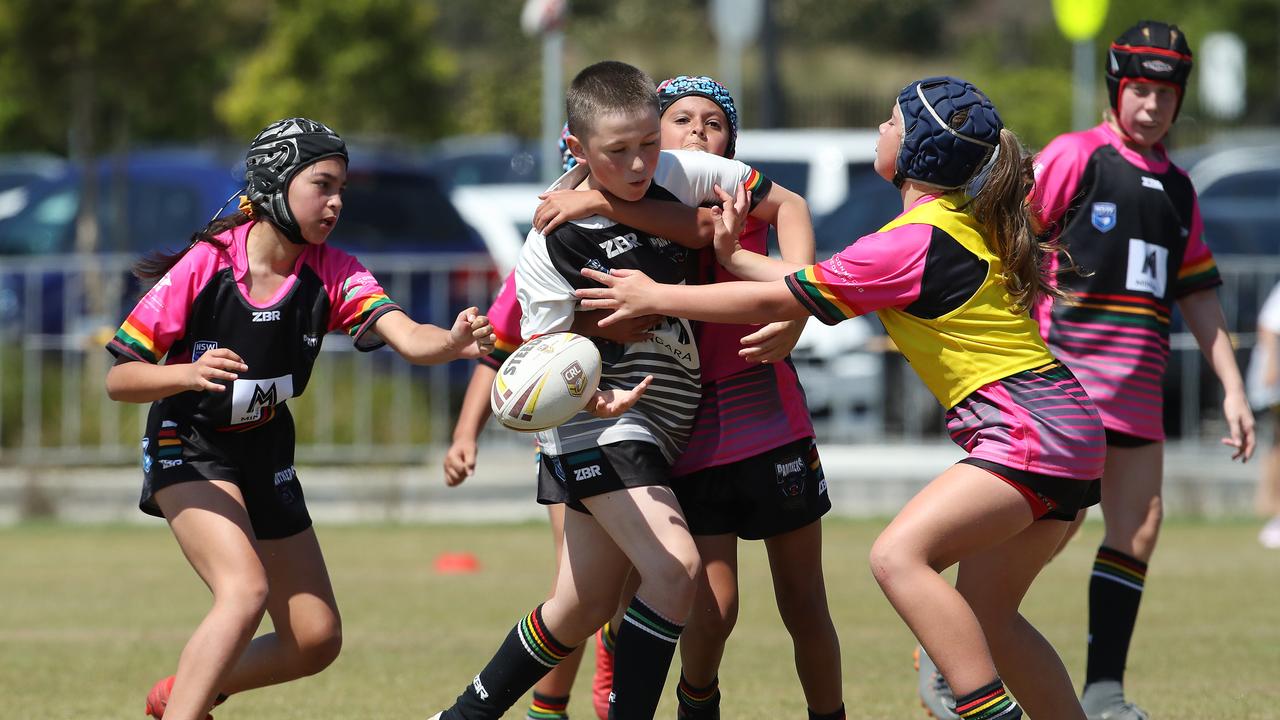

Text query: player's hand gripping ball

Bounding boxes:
[491,332,603,432]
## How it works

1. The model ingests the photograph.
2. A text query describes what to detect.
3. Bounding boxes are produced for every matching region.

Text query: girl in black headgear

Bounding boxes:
[106,117,495,720]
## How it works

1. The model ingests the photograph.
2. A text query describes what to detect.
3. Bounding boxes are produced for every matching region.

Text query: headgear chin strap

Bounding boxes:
[656,75,740,158]
[244,117,348,245]
[1107,20,1194,122]
[894,76,1002,191]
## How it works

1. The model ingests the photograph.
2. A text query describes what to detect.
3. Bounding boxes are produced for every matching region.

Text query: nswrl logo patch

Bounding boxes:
[1091,202,1117,233]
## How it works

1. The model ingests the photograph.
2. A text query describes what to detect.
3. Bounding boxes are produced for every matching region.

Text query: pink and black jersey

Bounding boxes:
[107,221,402,431]
[478,271,523,372]
[1031,123,1221,440]
[674,215,815,476]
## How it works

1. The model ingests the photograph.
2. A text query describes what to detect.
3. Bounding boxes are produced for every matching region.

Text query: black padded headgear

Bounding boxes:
[244,117,348,245]
[1107,20,1194,121]
[894,76,1002,191]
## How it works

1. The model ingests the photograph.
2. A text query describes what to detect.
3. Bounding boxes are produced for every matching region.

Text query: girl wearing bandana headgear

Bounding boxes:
[106,118,496,720]
[1015,20,1253,720]
[577,76,1109,719]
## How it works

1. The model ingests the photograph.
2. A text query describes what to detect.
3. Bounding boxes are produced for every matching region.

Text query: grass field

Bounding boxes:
[2,518,1278,719]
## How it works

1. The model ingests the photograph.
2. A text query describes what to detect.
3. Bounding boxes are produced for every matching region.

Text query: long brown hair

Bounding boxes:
[132,210,253,282]
[967,128,1075,313]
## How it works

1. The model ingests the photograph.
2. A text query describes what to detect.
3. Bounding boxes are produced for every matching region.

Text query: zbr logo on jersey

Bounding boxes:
[192,340,217,362]
[1125,239,1169,297]
[1090,202,1117,233]
[599,232,638,259]
[230,374,295,425]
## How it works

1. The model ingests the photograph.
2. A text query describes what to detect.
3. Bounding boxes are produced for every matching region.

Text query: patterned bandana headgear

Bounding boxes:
[244,117,348,245]
[894,76,1002,191]
[558,122,577,173]
[657,75,739,158]
[1107,20,1194,122]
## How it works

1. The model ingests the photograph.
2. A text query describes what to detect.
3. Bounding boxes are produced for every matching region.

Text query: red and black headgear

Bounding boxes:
[1107,20,1194,121]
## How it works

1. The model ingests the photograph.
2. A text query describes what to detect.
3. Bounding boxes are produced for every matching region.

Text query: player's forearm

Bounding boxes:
[771,191,816,265]
[651,281,809,324]
[600,195,713,248]
[722,249,804,283]
[453,364,497,442]
[397,323,468,365]
[105,361,193,403]
[1180,289,1246,394]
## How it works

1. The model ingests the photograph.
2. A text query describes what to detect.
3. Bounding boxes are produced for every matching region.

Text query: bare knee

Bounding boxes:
[775,581,831,637]
[293,614,343,676]
[868,531,921,592]
[687,593,737,644]
[1107,495,1163,559]
[636,546,701,615]
[212,573,270,628]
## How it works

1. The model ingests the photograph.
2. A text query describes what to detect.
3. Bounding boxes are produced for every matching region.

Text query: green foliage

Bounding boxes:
[0,0,260,154]
[217,0,456,141]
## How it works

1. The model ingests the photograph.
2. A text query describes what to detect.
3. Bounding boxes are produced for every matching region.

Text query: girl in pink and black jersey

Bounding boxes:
[579,76,1108,720]
[1027,22,1255,719]
[106,118,495,720]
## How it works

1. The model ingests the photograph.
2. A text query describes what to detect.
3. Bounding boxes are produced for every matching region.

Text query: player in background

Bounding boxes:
[1247,280,1280,548]
[106,118,495,720]
[1015,22,1250,720]
[577,76,1110,720]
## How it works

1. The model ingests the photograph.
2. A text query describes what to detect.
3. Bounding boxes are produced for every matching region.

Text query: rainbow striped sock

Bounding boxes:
[954,680,1020,719]
[675,673,719,718]
[1087,546,1147,685]
[600,620,617,653]
[527,691,570,719]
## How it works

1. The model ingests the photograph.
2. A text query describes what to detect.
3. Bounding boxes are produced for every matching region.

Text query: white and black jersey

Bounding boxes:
[516,149,772,462]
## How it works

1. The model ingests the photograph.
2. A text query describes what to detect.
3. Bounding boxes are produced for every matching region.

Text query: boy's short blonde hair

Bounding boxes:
[566,61,659,140]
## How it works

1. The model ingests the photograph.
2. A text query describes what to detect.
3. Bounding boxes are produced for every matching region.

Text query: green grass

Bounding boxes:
[1,518,1278,718]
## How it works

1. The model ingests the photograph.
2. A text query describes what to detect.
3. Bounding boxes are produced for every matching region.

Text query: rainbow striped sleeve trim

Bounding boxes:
[784,266,858,325]
[345,293,395,337]
[479,334,521,370]
[109,317,159,363]
[742,167,766,193]
[1174,256,1222,298]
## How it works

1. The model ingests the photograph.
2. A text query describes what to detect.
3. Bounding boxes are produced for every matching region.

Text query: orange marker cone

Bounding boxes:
[433,551,480,574]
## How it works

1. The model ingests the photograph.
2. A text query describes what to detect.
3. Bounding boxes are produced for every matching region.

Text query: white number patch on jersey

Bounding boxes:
[1125,239,1169,297]
[230,374,295,425]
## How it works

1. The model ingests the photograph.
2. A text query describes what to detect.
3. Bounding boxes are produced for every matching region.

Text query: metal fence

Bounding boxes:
[2,253,1278,466]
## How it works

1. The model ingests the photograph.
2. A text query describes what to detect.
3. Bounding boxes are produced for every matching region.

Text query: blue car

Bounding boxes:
[0,147,496,342]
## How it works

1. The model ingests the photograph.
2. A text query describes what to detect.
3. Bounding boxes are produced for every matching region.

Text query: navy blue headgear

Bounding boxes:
[894,76,1002,191]
[558,122,577,173]
[245,117,348,245]
[1107,20,1193,121]
[657,75,739,158]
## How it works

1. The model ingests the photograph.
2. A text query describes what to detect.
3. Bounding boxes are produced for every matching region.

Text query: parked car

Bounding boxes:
[421,134,543,189]
[449,182,542,276]
[0,147,497,347]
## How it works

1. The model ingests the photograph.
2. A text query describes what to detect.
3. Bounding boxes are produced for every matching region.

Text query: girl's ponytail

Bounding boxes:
[131,208,253,282]
[969,128,1074,313]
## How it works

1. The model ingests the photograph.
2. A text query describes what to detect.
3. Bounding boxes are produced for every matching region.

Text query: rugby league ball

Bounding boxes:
[491,332,602,432]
